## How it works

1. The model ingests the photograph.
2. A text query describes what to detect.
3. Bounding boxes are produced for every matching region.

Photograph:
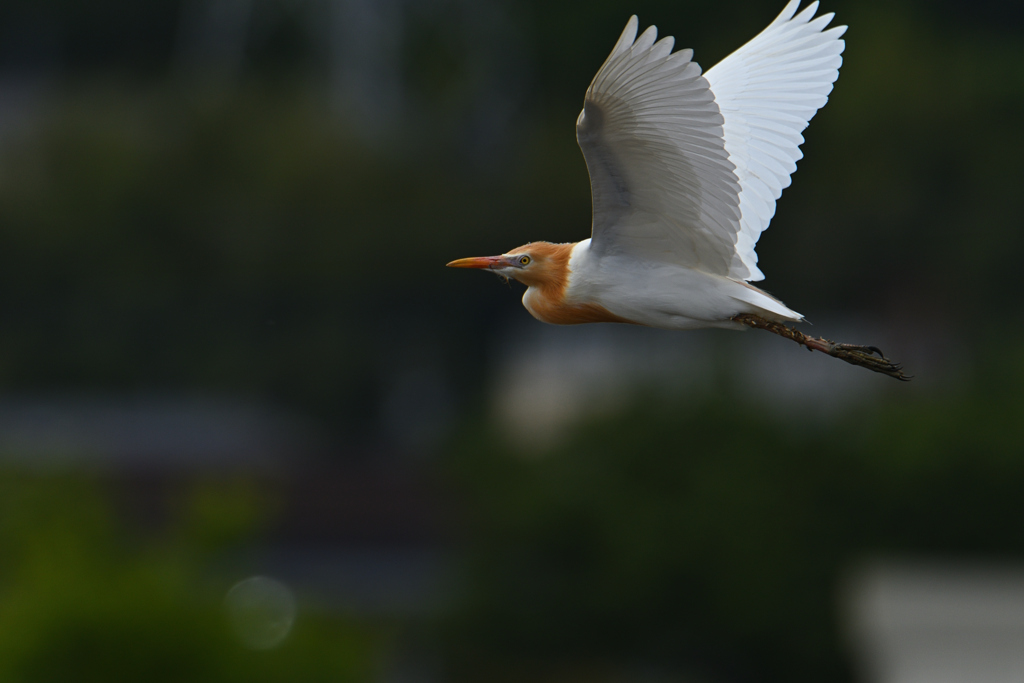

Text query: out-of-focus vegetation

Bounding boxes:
[444,359,1024,682]
[0,474,380,681]
[0,0,1022,680]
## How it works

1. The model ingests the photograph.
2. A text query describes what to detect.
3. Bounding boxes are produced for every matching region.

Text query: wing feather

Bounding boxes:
[578,19,741,274]
[578,3,845,280]
[706,3,846,280]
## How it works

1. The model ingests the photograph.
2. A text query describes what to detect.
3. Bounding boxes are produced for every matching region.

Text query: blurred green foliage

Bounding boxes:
[443,363,1024,682]
[0,1,1022,681]
[0,473,380,682]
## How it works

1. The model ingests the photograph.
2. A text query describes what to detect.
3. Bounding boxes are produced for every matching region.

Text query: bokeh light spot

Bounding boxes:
[224,576,297,650]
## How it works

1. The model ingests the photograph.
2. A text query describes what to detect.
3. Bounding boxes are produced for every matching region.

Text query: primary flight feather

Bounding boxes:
[449,1,909,380]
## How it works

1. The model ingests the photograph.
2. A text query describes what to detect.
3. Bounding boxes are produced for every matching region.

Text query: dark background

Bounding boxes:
[0,0,1021,681]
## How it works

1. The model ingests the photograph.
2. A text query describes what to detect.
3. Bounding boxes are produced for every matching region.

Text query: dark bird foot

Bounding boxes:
[732,314,911,381]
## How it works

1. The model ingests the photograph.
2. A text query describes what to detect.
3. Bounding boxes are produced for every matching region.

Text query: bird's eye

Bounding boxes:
[519,256,531,266]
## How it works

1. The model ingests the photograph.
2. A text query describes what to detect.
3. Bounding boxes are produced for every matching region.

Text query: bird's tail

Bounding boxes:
[729,280,803,322]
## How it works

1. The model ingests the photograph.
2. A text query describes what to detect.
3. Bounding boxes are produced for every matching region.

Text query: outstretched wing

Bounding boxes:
[577,2,845,281]
[577,16,741,275]
[705,0,846,281]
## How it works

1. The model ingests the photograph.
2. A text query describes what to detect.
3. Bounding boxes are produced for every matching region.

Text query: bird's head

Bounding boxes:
[446,242,572,289]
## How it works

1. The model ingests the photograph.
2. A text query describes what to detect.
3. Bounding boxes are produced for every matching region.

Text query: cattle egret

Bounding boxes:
[448,1,909,380]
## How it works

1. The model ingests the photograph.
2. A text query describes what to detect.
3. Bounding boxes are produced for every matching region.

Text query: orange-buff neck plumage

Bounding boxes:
[505,242,635,326]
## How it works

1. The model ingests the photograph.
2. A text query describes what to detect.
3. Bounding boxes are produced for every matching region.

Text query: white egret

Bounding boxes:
[449,1,908,380]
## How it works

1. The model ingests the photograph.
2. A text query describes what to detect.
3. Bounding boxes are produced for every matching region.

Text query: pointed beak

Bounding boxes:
[446,255,506,269]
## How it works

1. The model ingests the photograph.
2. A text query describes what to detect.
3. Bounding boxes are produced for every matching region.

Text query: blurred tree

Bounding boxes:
[0,473,381,682]
[442,366,1024,682]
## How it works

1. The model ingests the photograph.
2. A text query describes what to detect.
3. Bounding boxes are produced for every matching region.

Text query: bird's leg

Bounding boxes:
[731,313,911,381]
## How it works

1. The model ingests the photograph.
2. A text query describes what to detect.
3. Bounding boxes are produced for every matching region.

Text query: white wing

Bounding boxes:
[578,3,845,281]
[578,16,741,275]
[705,0,846,281]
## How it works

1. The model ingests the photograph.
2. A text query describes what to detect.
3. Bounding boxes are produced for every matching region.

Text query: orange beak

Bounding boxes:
[446,255,507,269]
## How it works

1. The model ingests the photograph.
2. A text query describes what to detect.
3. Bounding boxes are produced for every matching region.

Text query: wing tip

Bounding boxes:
[606,16,640,62]
[774,0,802,25]
[634,24,660,53]
[774,1,848,32]
[622,16,640,46]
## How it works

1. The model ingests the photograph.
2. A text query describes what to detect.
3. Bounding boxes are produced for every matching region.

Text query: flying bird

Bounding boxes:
[448,1,908,380]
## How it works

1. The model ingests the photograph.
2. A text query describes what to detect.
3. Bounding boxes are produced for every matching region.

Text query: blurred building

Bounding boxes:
[0,394,451,618]
[848,563,1024,683]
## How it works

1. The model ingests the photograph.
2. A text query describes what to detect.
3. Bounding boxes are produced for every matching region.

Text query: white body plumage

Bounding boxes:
[557,238,800,330]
